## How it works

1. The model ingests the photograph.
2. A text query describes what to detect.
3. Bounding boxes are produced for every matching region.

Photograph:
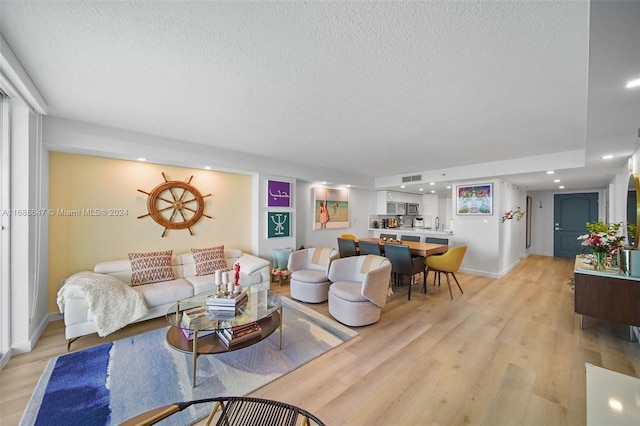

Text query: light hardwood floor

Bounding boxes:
[2,255,640,425]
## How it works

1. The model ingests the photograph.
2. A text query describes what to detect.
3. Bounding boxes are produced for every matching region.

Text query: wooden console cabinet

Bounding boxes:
[574,257,640,334]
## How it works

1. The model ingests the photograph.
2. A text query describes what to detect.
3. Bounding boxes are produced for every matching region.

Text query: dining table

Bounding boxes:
[357,237,449,257]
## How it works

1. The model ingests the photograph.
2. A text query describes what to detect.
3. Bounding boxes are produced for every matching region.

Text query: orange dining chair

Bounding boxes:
[339,233,357,240]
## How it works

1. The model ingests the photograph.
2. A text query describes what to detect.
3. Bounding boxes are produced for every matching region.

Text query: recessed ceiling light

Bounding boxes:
[446,186,451,189]
[322,181,327,184]
[346,184,351,188]
[430,190,435,193]
[554,179,560,183]
[419,188,424,191]
[137,157,146,162]
[429,182,435,186]
[546,171,555,175]
[204,166,211,170]
[559,185,565,189]
[626,78,640,89]
[400,185,406,188]
[602,154,614,160]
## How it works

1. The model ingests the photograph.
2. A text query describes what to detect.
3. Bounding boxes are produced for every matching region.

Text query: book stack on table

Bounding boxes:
[217,321,262,347]
[181,306,217,341]
[205,288,248,315]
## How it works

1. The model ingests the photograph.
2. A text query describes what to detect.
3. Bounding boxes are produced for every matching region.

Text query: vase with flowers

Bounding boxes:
[577,220,625,271]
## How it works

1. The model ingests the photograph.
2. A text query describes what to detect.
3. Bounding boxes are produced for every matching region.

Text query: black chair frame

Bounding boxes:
[358,240,383,256]
[337,237,358,258]
[383,243,426,300]
[120,396,326,426]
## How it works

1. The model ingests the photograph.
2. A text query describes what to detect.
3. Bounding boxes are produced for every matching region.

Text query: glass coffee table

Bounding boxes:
[166,287,282,387]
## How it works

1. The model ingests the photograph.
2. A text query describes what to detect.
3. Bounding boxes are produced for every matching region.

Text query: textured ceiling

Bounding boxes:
[1,1,639,194]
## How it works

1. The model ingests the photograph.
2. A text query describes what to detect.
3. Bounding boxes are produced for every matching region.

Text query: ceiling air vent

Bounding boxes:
[402,174,422,183]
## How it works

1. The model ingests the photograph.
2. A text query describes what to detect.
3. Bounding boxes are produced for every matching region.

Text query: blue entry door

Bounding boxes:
[553,193,599,258]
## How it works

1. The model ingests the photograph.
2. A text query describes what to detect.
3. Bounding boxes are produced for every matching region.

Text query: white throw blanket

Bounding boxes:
[57,271,149,337]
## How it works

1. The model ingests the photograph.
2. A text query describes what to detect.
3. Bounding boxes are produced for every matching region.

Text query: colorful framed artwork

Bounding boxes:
[313,187,349,230]
[267,212,290,238]
[456,184,493,215]
[267,180,291,208]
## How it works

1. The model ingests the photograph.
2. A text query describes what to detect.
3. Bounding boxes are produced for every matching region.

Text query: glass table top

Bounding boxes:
[166,287,281,332]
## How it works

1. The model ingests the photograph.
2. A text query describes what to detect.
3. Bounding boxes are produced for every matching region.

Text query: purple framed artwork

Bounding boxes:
[267,180,291,208]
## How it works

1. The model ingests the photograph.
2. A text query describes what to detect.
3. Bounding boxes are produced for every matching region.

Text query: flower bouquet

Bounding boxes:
[577,220,625,270]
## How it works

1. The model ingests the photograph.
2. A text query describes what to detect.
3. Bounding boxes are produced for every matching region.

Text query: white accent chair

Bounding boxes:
[288,247,339,303]
[327,255,392,327]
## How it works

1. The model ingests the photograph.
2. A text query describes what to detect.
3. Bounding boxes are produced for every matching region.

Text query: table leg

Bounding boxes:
[192,330,198,387]
[279,306,283,350]
[206,401,223,424]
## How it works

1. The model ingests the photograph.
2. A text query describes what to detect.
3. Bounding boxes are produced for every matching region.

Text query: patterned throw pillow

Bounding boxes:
[191,245,229,276]
[129,250,175,286]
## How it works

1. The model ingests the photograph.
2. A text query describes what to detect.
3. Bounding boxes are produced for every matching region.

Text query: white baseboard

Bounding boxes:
[458,267,501,279]
[0,348,12,371]
[528,250,555,257]
[48,312,63,322]
[5,312,64,358]
[498,259,521,277]
[459,259,521,279]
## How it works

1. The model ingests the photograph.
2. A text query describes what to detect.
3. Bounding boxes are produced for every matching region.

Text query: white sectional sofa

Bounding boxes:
[58,248,270,349]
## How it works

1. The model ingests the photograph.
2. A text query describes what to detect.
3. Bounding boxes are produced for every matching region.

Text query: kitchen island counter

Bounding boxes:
[368,228,453,237]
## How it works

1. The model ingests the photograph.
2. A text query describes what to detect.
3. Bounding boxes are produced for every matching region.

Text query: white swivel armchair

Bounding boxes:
[327,255,392,327]
[288,247,339,303]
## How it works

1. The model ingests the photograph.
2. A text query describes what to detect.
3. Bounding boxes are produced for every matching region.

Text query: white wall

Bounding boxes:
[295,181,374,251]
[527,191,556,257]
[9,104,49,354]
[421,193,438,229]
[526,188,609,257]
[498,180,526,273]
[254,174,296,261]
[42,117,380,266]
[445,179,526,278]
[439,195,452,230]
[1,35,50,357]
[449,179,500,278]
[43,117,373,191]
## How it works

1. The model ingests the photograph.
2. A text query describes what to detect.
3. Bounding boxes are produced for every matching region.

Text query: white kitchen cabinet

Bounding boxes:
[386,202,406,215]
[377,191,421,214]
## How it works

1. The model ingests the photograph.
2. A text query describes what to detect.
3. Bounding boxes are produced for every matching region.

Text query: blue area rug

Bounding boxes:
[20,297,357,426]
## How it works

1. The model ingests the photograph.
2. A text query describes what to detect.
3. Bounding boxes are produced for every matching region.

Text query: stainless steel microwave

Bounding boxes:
[406,203,420,215]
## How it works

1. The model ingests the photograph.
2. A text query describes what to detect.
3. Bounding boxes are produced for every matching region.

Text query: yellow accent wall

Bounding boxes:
[48,152,252,313]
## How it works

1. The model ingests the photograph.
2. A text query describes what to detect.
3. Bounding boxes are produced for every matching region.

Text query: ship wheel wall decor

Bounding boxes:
[138,173,212,237]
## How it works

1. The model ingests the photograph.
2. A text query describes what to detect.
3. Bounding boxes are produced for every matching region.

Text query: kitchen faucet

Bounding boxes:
[435,217,440,230]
